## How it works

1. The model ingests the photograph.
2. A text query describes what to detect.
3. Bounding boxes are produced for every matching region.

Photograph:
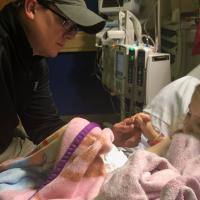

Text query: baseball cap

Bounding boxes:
[47,0,106,34]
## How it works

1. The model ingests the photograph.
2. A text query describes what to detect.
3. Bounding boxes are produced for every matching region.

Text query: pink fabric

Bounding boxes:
[0,117,114,200]
[97,149,180,200]
[97,132,200,200]
[166,132,200,172]
[161,176,200,200]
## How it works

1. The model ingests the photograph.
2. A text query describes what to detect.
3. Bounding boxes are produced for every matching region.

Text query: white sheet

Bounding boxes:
[143,75,200,135]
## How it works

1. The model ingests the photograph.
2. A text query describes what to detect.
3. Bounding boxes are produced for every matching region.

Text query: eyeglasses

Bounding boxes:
[47,7,78,33]
[37,1,79,33]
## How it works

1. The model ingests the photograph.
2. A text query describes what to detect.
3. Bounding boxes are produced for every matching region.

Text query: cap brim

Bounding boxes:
[55,4,106,34]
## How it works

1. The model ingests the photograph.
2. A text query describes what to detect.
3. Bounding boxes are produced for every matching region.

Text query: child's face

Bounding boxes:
[183,94,200,133]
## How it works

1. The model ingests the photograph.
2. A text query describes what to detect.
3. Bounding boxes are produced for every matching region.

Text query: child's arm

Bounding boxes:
[133,113,165,146]
[146,136,171,156]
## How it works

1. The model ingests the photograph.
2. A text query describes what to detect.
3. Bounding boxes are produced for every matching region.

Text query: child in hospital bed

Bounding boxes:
[116,81,200,156]
[146,83,200,155]
[105,73,200,170]
[95,84,200,200]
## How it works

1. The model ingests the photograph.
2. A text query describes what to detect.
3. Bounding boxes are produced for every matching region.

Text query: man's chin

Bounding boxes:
[46,51,59,58]
[33,49,59,58]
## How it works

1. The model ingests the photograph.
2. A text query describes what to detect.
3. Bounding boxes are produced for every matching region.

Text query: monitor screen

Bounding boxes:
[99,0,141,15]
[102,0,123,8]
[116,51,124,79]
[98,0,124,15]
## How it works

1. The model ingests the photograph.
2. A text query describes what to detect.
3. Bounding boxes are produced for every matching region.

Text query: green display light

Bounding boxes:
[129,47,135,52]
[130,56,134,61]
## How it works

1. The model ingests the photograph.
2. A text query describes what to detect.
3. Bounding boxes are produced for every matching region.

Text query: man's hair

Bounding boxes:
[13,0,26,8]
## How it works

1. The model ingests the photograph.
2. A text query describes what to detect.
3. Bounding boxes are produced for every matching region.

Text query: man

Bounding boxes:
[0,0,106,162]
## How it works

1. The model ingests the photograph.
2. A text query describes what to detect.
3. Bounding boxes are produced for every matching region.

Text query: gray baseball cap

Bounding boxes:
[52,0,105,34]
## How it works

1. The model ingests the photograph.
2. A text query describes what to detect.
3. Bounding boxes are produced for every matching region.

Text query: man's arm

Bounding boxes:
[19,59,66,144]
[0,42,20,152]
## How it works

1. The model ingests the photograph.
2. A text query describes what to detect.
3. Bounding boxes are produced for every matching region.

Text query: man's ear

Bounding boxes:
[23,0,37,19]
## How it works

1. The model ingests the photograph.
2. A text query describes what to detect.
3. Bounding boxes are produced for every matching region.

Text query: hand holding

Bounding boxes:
[112,117,141,147]
[132,112,157,140]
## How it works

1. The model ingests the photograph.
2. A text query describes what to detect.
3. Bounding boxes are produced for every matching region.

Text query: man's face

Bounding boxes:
[23,0,78,57]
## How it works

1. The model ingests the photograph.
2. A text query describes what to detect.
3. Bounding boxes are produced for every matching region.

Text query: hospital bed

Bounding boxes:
[96,64,200,200]
[0,64,200,200]
[141,64,200,147]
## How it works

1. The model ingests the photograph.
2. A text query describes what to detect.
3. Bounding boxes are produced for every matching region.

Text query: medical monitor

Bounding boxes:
[98,0,136,15]
[116,51,125,79]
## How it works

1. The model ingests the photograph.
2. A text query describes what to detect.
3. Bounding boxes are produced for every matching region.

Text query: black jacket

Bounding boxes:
[0,3,65,152]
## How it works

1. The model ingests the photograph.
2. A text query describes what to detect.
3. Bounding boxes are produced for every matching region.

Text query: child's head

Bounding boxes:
[183,84,200,134]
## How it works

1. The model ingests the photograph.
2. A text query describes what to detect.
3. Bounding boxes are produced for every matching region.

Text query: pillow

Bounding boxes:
[137,64,200,148]
[143,75,200,136]
[187,64,200,79]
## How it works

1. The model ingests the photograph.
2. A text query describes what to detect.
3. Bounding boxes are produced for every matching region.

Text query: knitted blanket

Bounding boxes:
[96,132,200,200]
[0,117,114,200]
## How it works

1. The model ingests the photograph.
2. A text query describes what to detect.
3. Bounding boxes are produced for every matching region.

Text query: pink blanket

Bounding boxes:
[96,132,200,200]
[0,117,114,200]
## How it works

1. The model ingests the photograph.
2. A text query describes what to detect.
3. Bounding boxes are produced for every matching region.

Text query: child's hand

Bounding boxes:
[133,113,156,140]
[133,113,164,145]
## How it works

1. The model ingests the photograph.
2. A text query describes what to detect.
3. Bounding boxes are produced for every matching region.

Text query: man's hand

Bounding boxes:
[112,117,142,148]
